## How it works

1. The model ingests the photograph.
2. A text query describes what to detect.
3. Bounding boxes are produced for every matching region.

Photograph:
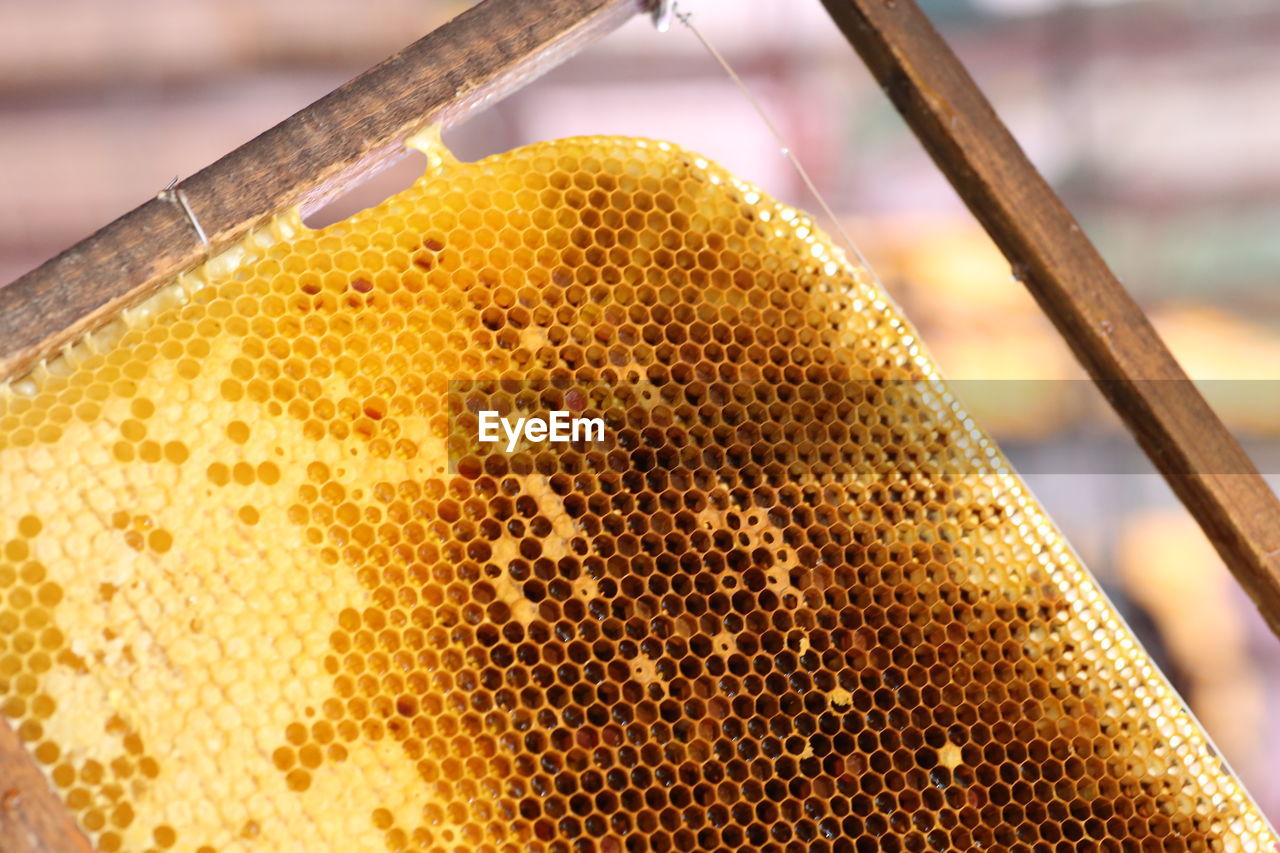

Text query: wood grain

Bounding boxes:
[821,0,1280,637]
[0,0,649,382]
[0,718,94,853]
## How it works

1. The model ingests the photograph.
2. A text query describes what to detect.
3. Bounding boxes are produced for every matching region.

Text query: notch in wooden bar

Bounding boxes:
[0,0,653,383]
[820,0,1280,638]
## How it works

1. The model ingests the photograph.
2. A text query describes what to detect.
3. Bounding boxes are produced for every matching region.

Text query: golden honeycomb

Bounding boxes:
[0,132,1276,853]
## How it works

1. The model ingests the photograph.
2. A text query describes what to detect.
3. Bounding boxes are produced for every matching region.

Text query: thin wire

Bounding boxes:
[672,5,878,278]
[159,176,211,251]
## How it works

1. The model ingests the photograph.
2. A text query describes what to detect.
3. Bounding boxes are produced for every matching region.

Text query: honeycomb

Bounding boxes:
[0,132,1275,853]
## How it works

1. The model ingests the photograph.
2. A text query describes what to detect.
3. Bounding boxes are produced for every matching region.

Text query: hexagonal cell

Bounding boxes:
[0,135,1273,853]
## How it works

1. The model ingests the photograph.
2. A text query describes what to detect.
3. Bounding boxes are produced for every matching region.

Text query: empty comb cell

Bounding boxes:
[0,136,1274,852]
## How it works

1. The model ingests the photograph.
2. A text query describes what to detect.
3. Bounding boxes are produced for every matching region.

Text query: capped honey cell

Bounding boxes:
[0,135,1274,852]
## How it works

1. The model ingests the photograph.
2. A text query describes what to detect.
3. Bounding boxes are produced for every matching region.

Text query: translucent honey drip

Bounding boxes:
[0,135,1274,853]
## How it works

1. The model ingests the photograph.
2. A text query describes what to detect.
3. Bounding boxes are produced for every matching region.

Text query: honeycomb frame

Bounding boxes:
[0,133,1275,853]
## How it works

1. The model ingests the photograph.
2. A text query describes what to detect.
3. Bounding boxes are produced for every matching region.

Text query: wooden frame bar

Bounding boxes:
[0,719,95,853]
[0,0,650,382]
[3,0,1280,848]
[820,0,1280,636]
[0,1,650,849]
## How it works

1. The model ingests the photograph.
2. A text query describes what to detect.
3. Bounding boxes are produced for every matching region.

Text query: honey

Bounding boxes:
[0,134,1273,852]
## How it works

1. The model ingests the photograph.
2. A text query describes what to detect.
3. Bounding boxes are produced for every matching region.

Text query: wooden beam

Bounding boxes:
[820,0,1280,637]
[0,0,651,382]
[0,718,94,853]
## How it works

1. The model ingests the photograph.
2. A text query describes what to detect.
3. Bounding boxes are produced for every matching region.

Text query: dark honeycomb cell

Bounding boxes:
[0,135,1274,852]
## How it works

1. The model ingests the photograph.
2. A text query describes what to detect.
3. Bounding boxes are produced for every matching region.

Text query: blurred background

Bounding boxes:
[3,0,1280,823]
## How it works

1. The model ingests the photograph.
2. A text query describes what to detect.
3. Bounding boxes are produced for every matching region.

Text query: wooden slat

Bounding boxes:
[0,0,650,382]
[0,718,94,853]
[820,0,1280,637]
